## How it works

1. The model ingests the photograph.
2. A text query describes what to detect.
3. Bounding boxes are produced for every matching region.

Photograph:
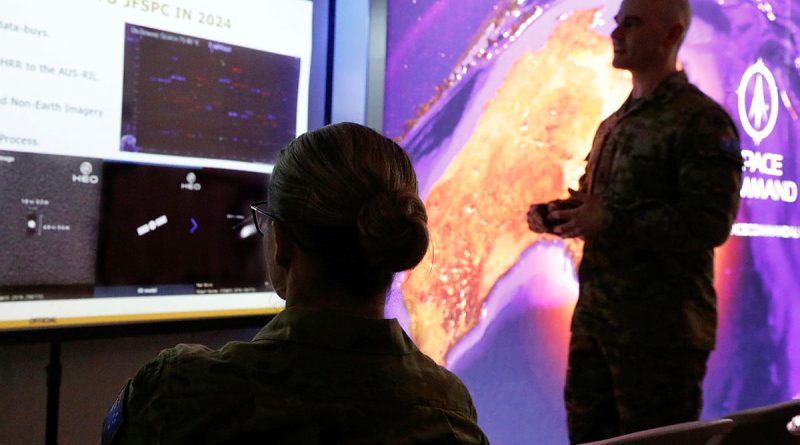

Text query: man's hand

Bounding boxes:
[527,204,549,233]
[550,192,605,239]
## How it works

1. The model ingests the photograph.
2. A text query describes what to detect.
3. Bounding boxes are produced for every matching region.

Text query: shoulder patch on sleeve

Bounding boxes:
[102,380,131,445]
[691,107,743,164]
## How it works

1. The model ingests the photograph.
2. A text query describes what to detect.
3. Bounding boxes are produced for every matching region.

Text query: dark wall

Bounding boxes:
[0,327,260,445]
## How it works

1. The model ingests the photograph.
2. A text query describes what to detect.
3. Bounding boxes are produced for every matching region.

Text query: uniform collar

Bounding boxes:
[619,71,690,118]
[252,306,418,355]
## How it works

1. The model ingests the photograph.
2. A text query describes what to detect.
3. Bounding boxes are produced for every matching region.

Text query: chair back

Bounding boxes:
[578,418,734,445]
[718,399,800,445]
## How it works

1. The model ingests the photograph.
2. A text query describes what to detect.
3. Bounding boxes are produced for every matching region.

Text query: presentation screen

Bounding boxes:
[384,0,800,442]
[0,0,315,331]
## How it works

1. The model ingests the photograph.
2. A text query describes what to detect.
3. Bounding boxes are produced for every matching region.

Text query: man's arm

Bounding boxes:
[601,109,743,251]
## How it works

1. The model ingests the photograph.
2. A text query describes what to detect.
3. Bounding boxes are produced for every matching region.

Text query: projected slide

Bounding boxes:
[0,0,312,331]
[385,0,800,443]
[120,24,300,163]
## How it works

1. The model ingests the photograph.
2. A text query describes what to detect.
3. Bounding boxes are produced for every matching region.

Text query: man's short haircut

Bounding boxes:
[659,0,692,46]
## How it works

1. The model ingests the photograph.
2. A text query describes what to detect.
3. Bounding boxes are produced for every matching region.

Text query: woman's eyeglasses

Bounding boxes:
[250,201,277,237]
[250,201,307,250]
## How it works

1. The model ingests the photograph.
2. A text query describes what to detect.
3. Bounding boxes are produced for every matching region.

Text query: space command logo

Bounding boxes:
[737,59,797,204]
[737,59,779,146]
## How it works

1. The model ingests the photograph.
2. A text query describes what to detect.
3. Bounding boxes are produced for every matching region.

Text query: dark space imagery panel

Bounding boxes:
[120,23,300,164]
[95,161,270,296]
[0,151,102,301]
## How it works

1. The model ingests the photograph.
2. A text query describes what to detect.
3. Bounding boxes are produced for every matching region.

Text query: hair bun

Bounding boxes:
[356,190,429,272]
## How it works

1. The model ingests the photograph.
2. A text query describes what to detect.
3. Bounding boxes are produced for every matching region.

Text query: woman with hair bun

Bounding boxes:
[102,123,490,445]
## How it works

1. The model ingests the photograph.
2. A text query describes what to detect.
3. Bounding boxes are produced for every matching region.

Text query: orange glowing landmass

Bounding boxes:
[401,10,632,365]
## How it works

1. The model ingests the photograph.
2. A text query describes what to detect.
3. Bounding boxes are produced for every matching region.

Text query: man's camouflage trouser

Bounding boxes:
[564,333,710,444]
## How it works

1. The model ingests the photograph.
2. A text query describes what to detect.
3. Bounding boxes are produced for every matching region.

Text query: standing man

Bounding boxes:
[527,0,743,443]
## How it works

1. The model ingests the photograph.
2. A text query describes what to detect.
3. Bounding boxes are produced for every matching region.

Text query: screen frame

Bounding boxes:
[366,0,387,133]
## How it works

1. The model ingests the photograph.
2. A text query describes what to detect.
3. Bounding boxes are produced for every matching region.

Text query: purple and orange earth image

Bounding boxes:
[383,0,800,442]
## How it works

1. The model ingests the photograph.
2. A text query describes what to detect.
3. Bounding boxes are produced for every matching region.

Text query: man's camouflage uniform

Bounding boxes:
[558,72,743,444]
[102,307,490,445]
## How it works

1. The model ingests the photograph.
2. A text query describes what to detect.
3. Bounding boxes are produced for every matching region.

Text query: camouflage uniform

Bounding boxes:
[102,307,490,445]
[558,72,743,444]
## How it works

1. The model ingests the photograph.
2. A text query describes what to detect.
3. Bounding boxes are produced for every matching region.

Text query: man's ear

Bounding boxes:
[272,221,294,268]
[664,23,685,48]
